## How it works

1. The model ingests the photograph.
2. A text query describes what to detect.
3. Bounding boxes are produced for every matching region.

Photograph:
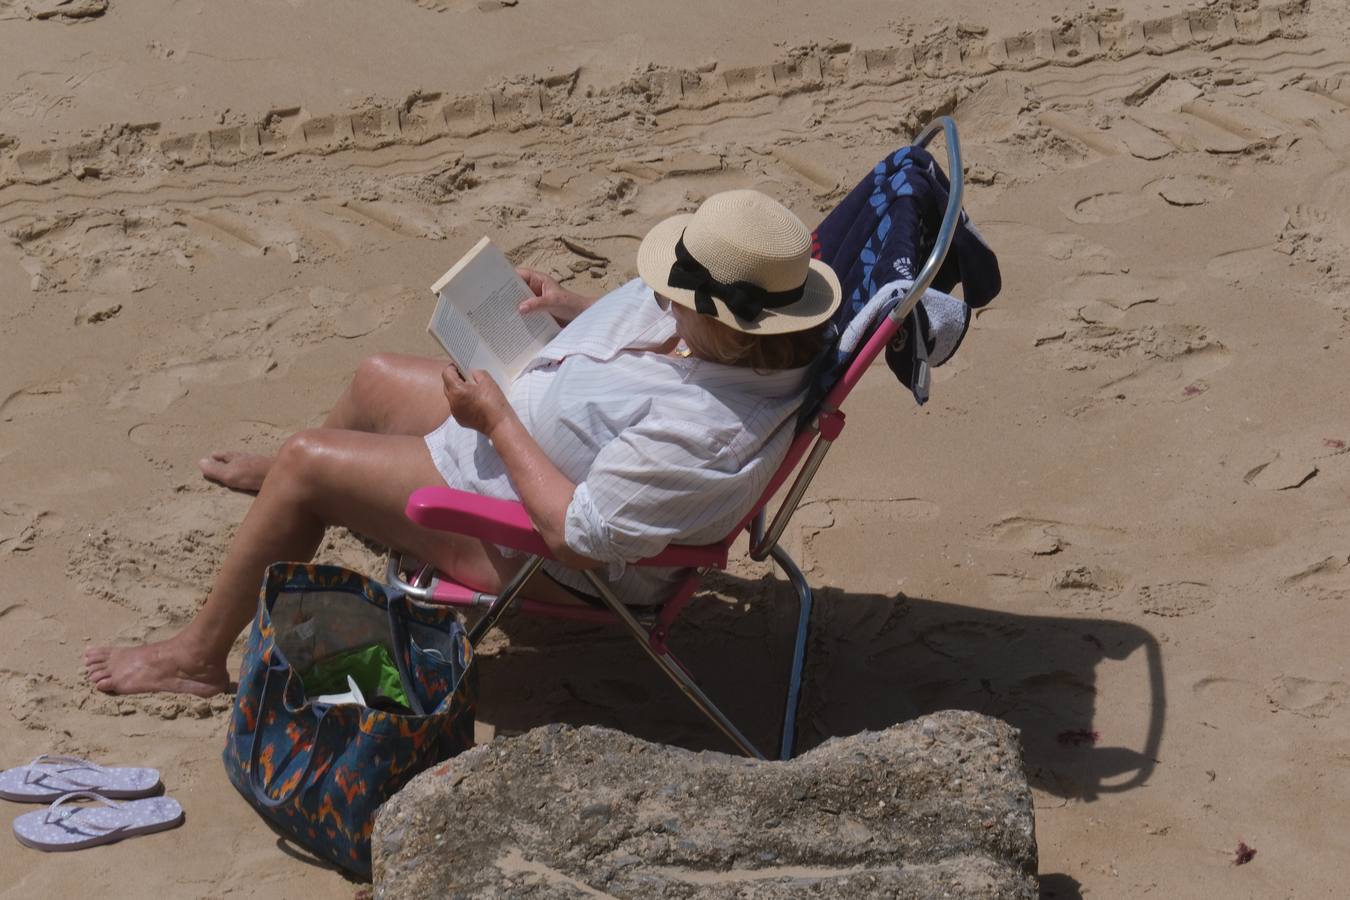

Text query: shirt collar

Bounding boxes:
[523,279,811,396]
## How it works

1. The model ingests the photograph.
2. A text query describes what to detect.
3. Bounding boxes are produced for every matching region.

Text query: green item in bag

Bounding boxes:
[300,643,409,709]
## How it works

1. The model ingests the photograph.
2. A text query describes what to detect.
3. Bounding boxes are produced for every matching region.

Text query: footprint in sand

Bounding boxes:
[1077,325,1232,409]
[796,497,940,578]
[1065,191,1154,225]
[1205,243,1286,288]
[1192,675,1268,715]
[1062,271,1181,326]
[13,202,351,291]
[0,602,72,664]
[65,491,246,620]
[1210,183,1350,292]
[1016,669,1097,705]
[1043,233,1119,273]
[1282,554,1350,591]
[1136,581,1214,617]
[332,285,409,338]
[1146,174,1233,208]
[12,211,163,294]
[915,620,1026,662]
[988,515,1126,557]
[0,671,74,732]
[0,379,83,423]
[991,517,1067,559]
[1050,564,1124,597]
[126,421,195,450]
[108,284,408,414]
[188,207,313,262]
[0,667,227,727]
[15,0,107,21]
[952,75,1028,145]
[110,358,276,415]
[1279,198,1350,293]
[333,200,447,242]
[1266,675,1349,719]
[1065,174,1232,224]
[74,296,124,326]
[128,418,290,452]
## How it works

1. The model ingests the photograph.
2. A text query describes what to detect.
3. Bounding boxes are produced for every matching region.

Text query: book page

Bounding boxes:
[428,300,503,382]
[427,237,560,384]
[465,283,559,376]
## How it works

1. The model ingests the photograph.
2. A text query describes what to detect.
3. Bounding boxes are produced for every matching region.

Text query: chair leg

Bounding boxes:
[768,543,813,761]
[582,571,767,760]
[467,555,545,647]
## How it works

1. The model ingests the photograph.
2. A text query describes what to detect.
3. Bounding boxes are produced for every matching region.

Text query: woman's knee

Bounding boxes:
[345,353,444,435]
[270,429,335,499]
[350,353,402,404]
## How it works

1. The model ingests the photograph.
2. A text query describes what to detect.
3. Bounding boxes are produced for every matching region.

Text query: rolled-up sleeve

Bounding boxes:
[563,418,762,575]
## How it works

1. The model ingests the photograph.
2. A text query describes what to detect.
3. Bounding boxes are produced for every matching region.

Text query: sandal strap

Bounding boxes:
[42,791,126,826]
[24,754,110,788]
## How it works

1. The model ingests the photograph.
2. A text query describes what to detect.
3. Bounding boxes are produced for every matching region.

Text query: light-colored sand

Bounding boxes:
[3,0,1349,896]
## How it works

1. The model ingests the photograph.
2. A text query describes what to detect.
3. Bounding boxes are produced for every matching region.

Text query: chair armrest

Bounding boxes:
[406,486,555,559]
[406,486,731,569]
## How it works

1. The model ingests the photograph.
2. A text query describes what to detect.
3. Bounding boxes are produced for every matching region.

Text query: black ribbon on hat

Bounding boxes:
[668,233,805,321]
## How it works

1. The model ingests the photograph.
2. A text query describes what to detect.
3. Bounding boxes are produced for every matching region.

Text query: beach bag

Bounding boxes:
[223,563,475,877]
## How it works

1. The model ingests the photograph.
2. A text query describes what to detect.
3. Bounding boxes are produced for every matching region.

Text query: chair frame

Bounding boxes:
[389,117,966,761]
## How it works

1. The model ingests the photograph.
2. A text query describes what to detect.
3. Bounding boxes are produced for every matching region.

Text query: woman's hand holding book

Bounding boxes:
[515,267,596,325]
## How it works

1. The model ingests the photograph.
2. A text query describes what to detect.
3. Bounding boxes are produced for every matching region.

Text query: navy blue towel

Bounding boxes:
[812,144,1001,402]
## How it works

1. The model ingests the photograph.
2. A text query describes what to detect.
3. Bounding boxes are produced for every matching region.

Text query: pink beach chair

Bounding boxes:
[388,118,968,761]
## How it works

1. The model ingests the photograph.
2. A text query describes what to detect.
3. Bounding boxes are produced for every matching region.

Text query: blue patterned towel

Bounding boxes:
[811,144,1001,404]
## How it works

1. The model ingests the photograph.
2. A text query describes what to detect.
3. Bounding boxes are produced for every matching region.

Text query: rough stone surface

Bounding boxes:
[372,710,1037,898]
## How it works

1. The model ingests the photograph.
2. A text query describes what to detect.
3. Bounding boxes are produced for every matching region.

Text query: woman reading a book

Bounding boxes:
[85,189,843,696]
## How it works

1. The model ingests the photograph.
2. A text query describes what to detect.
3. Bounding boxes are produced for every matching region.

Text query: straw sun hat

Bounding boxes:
[636,190,842,335]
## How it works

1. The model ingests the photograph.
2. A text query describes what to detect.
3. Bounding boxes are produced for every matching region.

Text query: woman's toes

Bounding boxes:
[198,452,233,481]
[198,450,271,492]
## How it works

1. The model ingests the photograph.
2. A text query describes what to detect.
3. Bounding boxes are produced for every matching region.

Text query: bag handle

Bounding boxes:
[384,592,428,717]
[248,662,334,810]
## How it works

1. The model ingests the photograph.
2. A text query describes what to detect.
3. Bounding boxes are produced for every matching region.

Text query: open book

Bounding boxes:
[427,237,560,385]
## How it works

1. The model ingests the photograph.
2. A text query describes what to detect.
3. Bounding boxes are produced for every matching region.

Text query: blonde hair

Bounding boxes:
[678,308,827,370]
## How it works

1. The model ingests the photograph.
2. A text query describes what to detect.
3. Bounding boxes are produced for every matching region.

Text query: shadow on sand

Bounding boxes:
[449,570,1164,899]
[477,570,1165,804]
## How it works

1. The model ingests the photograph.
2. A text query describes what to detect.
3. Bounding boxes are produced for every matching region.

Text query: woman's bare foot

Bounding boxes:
[84,638,230,697]
[199,450,273,493]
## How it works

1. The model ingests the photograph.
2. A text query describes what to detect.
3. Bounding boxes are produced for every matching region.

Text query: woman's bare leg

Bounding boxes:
[85,429,521,696]
[200,353,450,492]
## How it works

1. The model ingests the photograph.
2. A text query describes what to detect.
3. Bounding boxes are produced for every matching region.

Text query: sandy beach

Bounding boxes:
[3,0,1349,896]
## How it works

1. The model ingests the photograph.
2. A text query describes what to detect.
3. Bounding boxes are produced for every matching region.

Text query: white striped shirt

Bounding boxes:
[424,278,809,604]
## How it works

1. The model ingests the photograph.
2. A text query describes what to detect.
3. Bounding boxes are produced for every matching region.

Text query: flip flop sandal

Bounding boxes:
[13,791,184,851]
[0,755,162,802]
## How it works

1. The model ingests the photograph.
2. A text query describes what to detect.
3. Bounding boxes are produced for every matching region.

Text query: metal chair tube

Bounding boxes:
[749,117,963,560]
[885,116,965,326]
[749,438,834,561]
[386,553,438,602]
[468,555,545,647]
[769,542,814,761]
[582,569,767,760]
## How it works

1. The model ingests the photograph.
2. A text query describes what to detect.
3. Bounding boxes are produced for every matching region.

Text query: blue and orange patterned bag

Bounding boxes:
[223,563,475,877]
